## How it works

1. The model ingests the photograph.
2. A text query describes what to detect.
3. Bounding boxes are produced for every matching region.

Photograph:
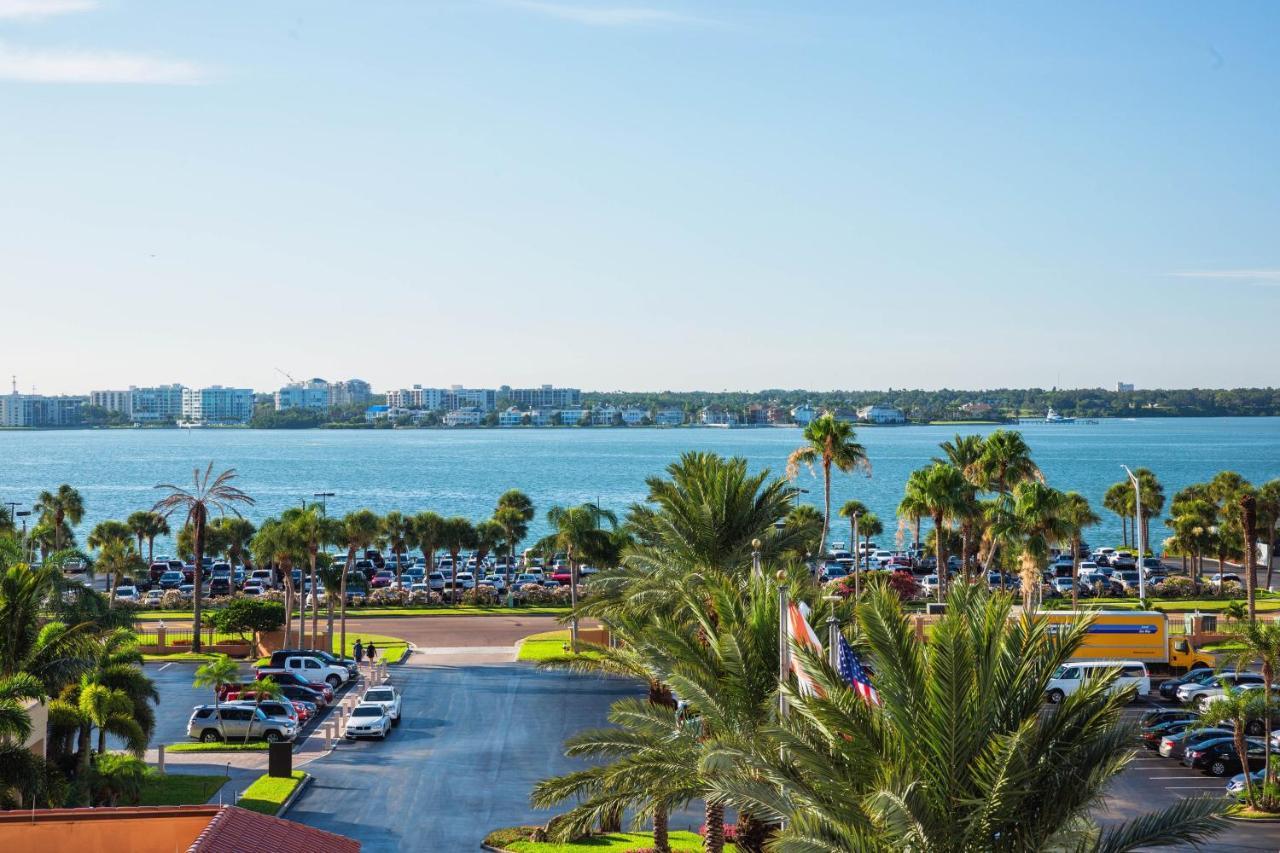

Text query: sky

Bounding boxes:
[1,0,1278,395]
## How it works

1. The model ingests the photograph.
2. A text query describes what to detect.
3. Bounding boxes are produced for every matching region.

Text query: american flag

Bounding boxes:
[837,635,881,706]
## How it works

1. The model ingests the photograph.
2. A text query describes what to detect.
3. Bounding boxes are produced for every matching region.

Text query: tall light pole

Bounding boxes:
[1121,465,1145,601]
[851,511,861,601]
[751,538,762,580]
[313,492,335,516]
[15,510,30,562]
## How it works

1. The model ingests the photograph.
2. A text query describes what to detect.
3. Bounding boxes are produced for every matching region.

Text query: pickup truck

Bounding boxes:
[263,653,350,689]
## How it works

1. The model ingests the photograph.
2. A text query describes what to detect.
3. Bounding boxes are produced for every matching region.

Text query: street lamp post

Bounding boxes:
[313,492,335,516]
[823,594,841,669]
[751,538,762,580]
[851,511,861,601]
[1121,465,1145,601]
[15,510,30,562]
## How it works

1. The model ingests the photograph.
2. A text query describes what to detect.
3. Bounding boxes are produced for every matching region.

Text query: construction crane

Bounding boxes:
[275,367,297,385]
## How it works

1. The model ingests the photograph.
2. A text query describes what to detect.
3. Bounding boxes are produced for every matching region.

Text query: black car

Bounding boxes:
[276,682,325,706]
[1184,736,1271,777]
[1141,708,1200,729]
[1160,667,1218,701]
[209,577,232,596]
[1140,718,1197,750]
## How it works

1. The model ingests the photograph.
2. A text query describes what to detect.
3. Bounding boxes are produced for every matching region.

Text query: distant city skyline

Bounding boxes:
[3,2,1279,392]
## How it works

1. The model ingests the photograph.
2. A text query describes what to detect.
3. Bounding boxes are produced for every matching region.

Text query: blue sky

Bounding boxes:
[2,0,1277,394]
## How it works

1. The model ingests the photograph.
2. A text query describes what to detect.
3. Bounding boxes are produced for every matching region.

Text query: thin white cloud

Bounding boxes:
[0,41,208,84]
[503,0,704,26]
[1170,269,1280,287]
[0,0,97,20]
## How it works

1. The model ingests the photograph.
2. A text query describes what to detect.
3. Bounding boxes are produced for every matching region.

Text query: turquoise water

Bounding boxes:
[1,418,1278,552]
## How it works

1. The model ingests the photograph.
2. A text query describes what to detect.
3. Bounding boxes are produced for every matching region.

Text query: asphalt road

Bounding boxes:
[344,614,566,649]
[288,660,644,852]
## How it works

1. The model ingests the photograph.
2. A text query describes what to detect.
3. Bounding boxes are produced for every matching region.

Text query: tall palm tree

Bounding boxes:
[379,511,413,588]
[1258,479,1280,592]
[318,561,346,654]
[34,484,85,551]
[152,464,254,652]
[709,585,1226,851]
[338,509,381,657]
[935,432,986,471]
[787,414,871,557]
[96,541,145,602]
[992,482,1072,610]
[211,516,257,574]
[1060,492,1100,610]
[969,430,1041,572]
[546,504,616,651]
[193,654,240,741]
[1197,687,1267,809]
[1103,481,1132,547]
[438,517,478,603]
[125,511,166,564]
[411,511,443,574]
[1222,619,1280,807]
[899,463,969,598]
[1242,493,1260,619]
[286,505,342,649]
[474,519,506,570]
[496,489,535,575]
[251,519,304,647]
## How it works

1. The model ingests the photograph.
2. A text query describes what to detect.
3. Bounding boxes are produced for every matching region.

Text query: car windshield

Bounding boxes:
[366,690,393,700]
[352,706,381,717]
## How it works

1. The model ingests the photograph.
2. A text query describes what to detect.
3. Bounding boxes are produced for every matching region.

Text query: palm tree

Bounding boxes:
[96,541,145,602]
[968,430,1041,572]
[991,482,1073,610]
[495,489,535,576]
[782,504,823,559]
[899,463,968,599]
[152,464,254,652]
[1060,492,1100,610]
[474,519,506,571]
[287,505,342,649]
[546,504,616,651]
[1104,481,1132,547]
[338,509,381,656]
[411,511,443,574]
[0,563,94,693]
[1242,493,1260,619]
[0,505,12,538]
[438,517,478,603]
[211,516,256,574]
[379,511,413,588]
[1257,479,1280,592]
[88,520,134,599]
[787,414,871,557]
[251,519,303,647]
[193,654,240,739]
[34,484,85,551]
[935,432,986,471]
[857,512,883,562]
[1222,620,1280,808]
[708,585,1226,851]
[125,511,170,565]
[0,671,45,807]
[318,561,346,656]
[76,683,135,772]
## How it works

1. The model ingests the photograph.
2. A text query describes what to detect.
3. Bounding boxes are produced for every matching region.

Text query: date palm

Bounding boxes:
[411,511,443,574]
[34,484,85,551]
[152,464,254,652]
[125,511,170,565]
[899,463,969,599]
[709,585,1227,852]
[338,509,381,656]
[546,504,617,651]
[380,510,413,588]
[438,517,478,603]
[991,482,1073,610]
[286,505,342,649]
[1060,492,1100,610]
[251,519,305,647]
[787,414,871,557]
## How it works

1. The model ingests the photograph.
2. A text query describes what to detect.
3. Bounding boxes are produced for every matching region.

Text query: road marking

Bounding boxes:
[1148,775,1207,780]
[158,663,173,671]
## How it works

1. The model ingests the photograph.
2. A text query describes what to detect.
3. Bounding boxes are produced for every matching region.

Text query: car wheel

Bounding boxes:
[327,675,341,689]
[1047,689,1065,704]
[392,715,400,726]
[1247,720,1264,736]
[201,730,222,743]
[1210,760,1228,777]
[1196,697,1210,712]
[379,727,388,740]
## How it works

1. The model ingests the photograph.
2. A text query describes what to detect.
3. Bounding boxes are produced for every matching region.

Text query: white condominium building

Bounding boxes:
[182,386,254,424]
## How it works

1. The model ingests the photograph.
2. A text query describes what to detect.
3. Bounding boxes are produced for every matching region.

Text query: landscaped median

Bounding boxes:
[237,770,308,816]
[484,827,735,852]
[166,740,270,753]
[134,604,573,621]
[139,771,229,805]
[515,630,603,663]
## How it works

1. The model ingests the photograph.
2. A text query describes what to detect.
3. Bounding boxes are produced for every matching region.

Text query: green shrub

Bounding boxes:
[207,598,285,637]
[1156,576,1196,599]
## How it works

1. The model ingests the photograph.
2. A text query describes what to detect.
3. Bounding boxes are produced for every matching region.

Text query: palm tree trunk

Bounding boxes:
[310,552,319,648]
[734,812,769,853]
[147,535,155,564]
[819,461,831,557]
[1266,528,1277,593]
[569,556,579,652]
[652,803,671,853]
[1264,664,1275,808]
[192,518,205,653]
[1071,534,1080,611]
[703,801,725,853]
[341,547,354,660]
[934,512,946,600]
[97,725,107,755]
[77,722,91,776]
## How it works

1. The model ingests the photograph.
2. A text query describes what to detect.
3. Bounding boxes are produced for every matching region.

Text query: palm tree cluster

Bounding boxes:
[529,451,1227,852]
[0,537,157,809]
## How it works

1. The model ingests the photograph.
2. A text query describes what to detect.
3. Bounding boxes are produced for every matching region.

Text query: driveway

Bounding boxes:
[343,614,566,649]
[288,660,644,851]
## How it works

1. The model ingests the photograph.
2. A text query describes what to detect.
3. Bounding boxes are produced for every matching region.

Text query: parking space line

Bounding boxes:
[158,663,173,671]
[1148,775,1206,779]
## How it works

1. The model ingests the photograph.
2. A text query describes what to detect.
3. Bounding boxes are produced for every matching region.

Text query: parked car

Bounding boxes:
[144,589,164,605]
[264,653,349,688]
[1208,573,1243,588]
[275,683,326,707]
[361,685,402,723]
[1183,736,1273,777]
[249,569,274,586]
[1176,672,1264,707]
[454,572,477,590]
[225,698,300,727]
[209,577,232,597]
[186,704,297,743]
[255,669,334,703]
[1045,661,1149,704]
[272,648,358,677]
[1160,726,1235,759]
[344,702,392,740]
[113,586,139,603]
[1140,718,1198,750]
[370,571,393,589]
[158,571,184,590]
[1227,769,1266,797]
[1159,667,1219,701]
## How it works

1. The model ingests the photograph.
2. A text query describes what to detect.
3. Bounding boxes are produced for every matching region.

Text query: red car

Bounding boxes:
[550,570,572,585]
[370,571,393,589]
[256,669,334,704]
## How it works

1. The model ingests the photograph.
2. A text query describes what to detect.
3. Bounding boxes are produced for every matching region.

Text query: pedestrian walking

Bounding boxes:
[366,641,378,662]
[353,639,363,667]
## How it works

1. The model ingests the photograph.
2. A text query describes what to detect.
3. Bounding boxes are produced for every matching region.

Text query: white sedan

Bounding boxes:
[113,586,139,603]
[344,702,392,740]
[362,685,402,723]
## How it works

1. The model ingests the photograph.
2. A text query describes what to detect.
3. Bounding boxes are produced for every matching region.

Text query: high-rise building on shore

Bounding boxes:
[0,391,86,427]
[384,383,576,412]
[182,386,253,424]
[502,384,581,408]
[329,378,371,408]
[275,379,331,412]
[89,385,185,422]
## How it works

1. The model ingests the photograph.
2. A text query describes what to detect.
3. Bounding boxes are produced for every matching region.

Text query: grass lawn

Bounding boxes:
[1227,803,1280,820]
[1080,598,1280,613]
[237,771,306,816]
[1202,641,1247,652]
[516,630,603,663]
[142,652,222,663]
[167,740,269,753]
[139,771,228,806]
[486,828,734,852]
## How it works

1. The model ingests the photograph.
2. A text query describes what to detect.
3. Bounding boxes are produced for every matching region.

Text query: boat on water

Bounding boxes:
[1044,407,1075,424]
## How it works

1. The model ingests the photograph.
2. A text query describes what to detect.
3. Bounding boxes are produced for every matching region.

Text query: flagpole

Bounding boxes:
[824,594,841,669]
[777,570,789,718]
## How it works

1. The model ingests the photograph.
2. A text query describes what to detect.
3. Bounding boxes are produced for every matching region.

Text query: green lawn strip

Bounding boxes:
[1201,641,1247,652]
[1227,804,1280,820]
[139,771,228,805]
[143,652,222,663]
[1080,598,1280,613]
[237,770,306,816]
[253,632,411,666]
[167,741,269,753]
[486,829,732,852]
[516,630,603,663]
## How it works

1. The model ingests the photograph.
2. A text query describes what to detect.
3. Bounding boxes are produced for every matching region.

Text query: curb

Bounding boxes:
[1226,813,1280,824]
[276,772,312,818]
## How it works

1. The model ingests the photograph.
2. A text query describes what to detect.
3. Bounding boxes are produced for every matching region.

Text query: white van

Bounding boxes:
[1045,660,1150,704]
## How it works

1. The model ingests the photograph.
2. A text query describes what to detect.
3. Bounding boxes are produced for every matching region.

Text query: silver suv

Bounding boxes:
[186,704,298,743]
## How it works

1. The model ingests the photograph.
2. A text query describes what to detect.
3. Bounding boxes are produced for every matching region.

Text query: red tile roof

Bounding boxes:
[188,805,360,853]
